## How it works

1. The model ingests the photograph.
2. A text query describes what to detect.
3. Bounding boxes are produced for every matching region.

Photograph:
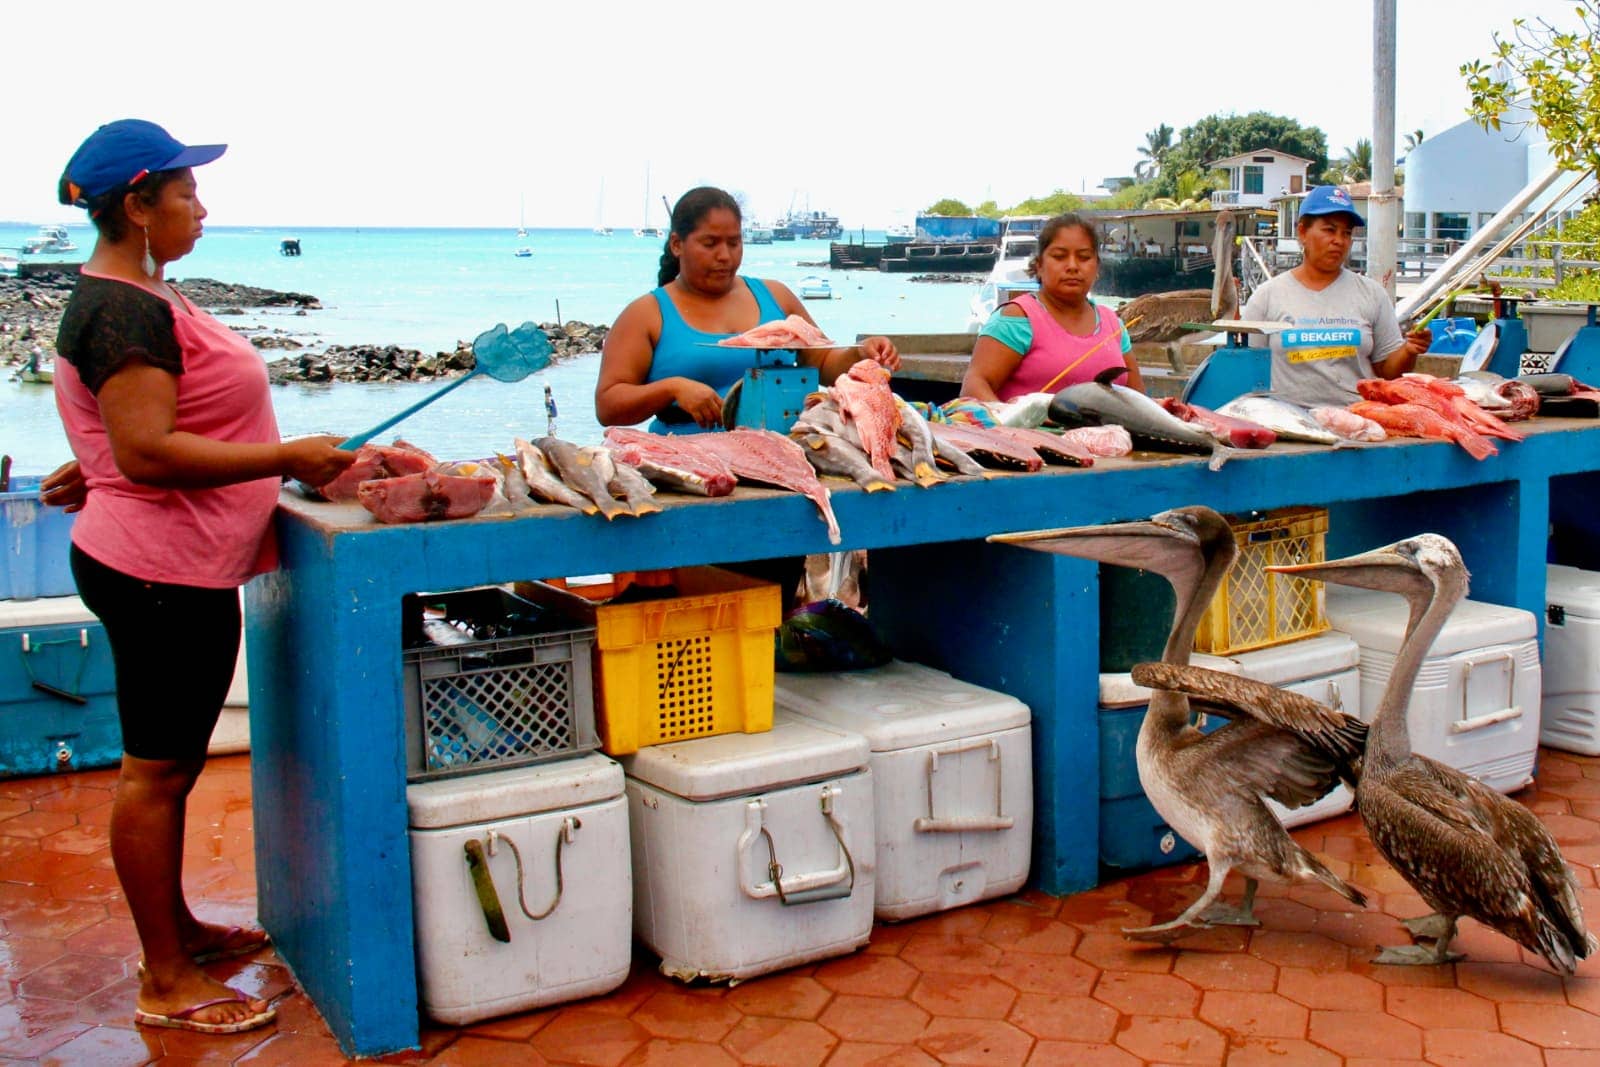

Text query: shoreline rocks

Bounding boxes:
[1,271,609,385]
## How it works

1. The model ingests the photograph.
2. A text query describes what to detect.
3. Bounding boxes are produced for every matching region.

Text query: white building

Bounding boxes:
[1205,149,1314,210]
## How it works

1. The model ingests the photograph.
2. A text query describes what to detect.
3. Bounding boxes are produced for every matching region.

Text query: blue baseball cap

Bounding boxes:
[58,119,226,208]
[1298,185,1365,227]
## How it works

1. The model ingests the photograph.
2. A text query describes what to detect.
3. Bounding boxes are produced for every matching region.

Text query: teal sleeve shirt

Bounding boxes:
[978,298,1133,357]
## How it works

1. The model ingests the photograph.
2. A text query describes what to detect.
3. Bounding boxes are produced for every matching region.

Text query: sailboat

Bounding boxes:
[593,179,613,236]
[635,165,664,239]
[516,193,528,239]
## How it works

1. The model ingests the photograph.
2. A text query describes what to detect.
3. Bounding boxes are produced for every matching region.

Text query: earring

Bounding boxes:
[141,227,157,277]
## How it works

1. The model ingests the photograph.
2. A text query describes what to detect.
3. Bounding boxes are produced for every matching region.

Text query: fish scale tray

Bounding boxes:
[402,589,598,781]
[1194,507,1330,656]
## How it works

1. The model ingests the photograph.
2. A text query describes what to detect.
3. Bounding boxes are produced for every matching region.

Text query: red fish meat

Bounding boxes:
[601,427,737,497]
[689,429,842,544]
[717,314,832,349]
[316,443,438,502]
[1158,398,1277,448]
[830,360,901,481]
[1349,401,1497,461]
[1357,378,1523,442]
[357,471,498,524]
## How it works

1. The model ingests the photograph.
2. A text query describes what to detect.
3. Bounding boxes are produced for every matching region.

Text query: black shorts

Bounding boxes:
[70,545,241,762]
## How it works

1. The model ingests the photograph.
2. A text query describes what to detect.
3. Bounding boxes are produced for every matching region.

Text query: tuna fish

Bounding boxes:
[1050,367,1237,469]
[357,471,498,524]
[315,442,436,502]
[1158,397,1277,449]
[1214,394,1341,445]
[512,438,599,514]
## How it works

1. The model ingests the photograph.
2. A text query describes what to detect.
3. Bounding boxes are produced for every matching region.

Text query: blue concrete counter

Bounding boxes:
[246,417,1600,1055]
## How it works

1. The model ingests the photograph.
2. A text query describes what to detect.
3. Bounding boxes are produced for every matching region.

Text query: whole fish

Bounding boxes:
[891,397,945,487]
[1049,367,1238,470]
[1158,397,1276,449]
[929,431,988,477]
[537,437,633,520]
[985,425,1095,467]
[831,360,900,481]
[491,453,541,512]
[928,423,1042,471]
[512,437,599,514]
[796,428,897,492]
[593,449,663,517]
[1215,393,1341,445]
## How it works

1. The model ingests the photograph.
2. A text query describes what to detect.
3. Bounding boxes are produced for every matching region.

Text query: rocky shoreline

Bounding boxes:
[0,270,608,385]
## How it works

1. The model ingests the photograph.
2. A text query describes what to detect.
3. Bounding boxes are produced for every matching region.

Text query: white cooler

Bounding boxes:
[1328,588,1541,794]
[1543,564,1600,755]
[407,753,632,1024]
[621,710,875,983]
[1217,633,1361,829]
[773,661,1032,921]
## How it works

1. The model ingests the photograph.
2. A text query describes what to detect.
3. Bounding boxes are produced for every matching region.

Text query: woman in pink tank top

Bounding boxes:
[962,214,1144,402]
[52,120,356,1037]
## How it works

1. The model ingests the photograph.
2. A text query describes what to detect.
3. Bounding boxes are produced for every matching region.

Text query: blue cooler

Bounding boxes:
[0,596,121,776]
[2,476,78,601]
[1427,318,1478,355]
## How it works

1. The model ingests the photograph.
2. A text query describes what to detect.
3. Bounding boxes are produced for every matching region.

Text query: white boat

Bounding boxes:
[745,224,774,245]
[21,225,77,255]
[593,180,612,235]
[884,222,914,245]
[798,276,833,300]
[964,231,1041,332]
[513,247,533,258]
[593,226,614,237]
[635,164,664,238]
[634,226,664,239]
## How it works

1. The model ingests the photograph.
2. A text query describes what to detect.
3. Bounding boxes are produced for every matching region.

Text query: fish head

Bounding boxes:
[1268,533,1468,606]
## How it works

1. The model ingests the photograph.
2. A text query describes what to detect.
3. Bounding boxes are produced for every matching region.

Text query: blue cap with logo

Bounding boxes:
[58,119,226,209]
[1299,185,1365,227]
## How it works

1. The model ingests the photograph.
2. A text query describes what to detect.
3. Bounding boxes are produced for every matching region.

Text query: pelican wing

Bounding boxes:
[1178,719,1345,810]
[1133,661,1366,777]
[1365,758,1596,974]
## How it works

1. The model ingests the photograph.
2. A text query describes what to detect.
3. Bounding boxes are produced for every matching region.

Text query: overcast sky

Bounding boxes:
[4,0,1580,230]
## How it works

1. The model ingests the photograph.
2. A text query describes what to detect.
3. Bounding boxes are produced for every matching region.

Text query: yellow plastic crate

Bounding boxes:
[1194,507,1329,656]
[517,567,780,755]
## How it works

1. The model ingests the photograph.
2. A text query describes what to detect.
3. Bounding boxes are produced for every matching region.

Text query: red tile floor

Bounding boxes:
[3,751,1599,1066]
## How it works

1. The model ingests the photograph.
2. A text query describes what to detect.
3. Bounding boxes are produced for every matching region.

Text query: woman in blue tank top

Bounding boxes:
[596,187,900,434]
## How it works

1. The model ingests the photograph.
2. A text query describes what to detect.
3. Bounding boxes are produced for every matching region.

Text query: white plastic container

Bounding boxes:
[1216,633,1361,828]
[1542,564,1600,755]
[407,753,632,1024]
[621,710,874,982]
[773,661,1032,921]
[1328,588,1541,794]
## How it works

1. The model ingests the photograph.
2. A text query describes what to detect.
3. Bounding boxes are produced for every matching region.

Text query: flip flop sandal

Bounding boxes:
[191,925,271,964]
[134,995,277,1035]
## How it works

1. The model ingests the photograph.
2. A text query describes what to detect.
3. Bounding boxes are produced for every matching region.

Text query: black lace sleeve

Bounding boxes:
[55,276,183,394]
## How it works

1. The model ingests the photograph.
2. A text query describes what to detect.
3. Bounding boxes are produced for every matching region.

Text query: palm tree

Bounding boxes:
[1136,124,1176,181]
[1333,139,1373,183]
[1403,129,1425,152]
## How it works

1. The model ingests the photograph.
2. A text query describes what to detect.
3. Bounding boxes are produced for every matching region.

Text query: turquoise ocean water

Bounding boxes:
[1,222,979,474]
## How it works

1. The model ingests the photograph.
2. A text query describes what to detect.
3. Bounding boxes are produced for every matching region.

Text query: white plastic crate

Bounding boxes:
[1216,633,1361,828]
[1542,564,1600,755]
[407,753,631,1024]
[774,661,1032,921]
[621,710,874,982]
[1328,588,1541,794]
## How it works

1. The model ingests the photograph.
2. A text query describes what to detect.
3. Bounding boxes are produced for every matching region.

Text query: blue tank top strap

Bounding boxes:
[647,277,787,434]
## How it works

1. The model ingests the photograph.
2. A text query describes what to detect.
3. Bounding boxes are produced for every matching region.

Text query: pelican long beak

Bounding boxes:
[989,515,1199,572]
[1268,543,1433,600]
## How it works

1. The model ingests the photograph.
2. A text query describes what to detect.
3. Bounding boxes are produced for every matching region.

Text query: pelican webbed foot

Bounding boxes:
[1399,913,1454,941]
[1199,878,1260,927]
[1372,942,1466,966]
[1122,918,1215,944]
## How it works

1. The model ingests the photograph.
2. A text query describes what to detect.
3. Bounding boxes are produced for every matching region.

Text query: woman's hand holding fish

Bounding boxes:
[858,336,901,372]
[279,435,359,486]
[670,377,725,428]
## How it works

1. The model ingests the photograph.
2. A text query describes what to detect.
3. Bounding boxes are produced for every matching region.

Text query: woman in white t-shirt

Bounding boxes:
[1242,186,1432,407]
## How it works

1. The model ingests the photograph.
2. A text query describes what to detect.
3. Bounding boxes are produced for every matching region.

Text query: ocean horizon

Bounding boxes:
[2,223,980,472]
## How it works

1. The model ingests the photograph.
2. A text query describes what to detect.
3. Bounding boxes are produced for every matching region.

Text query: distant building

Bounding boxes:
[1271,182,1403,237]
[1205,149,1314,210]
[1101,176,1138,192]
[1402,109,1595,241]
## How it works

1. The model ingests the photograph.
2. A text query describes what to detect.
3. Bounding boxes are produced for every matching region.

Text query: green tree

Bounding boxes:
[1402,128,1425,152]
[1160,112,1329,193]
[1463,2,1600,176]
[1006,190,1086,216]
[924,198,973,216]
[974,199,1002,219]
[1135,124,1175,180]
[1333,139,1373,183]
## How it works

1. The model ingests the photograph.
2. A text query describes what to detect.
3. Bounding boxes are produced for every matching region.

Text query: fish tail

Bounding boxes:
[863,479,896,493]
[1452,429,1497,461]
[1208,445,1242,472]
[913,462,943,487]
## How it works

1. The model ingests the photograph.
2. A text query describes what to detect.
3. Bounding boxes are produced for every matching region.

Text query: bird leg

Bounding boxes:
[1199,877,1261,927]
[1374,914,1464,966]
[1124,863,1231,943]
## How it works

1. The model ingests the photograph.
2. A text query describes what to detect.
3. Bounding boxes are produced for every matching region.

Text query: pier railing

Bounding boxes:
[1242,235,1599,292]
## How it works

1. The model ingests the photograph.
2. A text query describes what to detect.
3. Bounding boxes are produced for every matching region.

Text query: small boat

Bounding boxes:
[13,349,52,384]
[746,224,774,245]
[593,226,613,237]
[517,193,528,238]
[21,225,77,256]
[798,276,833,300]
[634,226,664,239]
[513,247,533,258]
[0,252,18,277]
[884,222,914,245]
[965,231,1041,332]
[279,238,302,256]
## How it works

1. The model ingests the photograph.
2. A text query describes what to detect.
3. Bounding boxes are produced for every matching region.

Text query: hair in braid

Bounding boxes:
[657,186,742,287]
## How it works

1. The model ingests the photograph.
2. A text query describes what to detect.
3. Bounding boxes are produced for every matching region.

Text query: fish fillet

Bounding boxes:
[690,429,842,544]
[1349,401,1496,461]
[831,360,901,481]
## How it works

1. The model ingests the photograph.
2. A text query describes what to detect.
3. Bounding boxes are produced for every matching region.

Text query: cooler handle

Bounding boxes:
[19,630,91,704]
[462,839,511,942]
[1454,652,1521,734]
[737,787,855,905]
[915,738,1015,833]
[486,816,581,923]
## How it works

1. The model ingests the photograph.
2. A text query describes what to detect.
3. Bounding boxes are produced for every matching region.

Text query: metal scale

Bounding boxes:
[721,346,820,432]
[1175,320,1282,409]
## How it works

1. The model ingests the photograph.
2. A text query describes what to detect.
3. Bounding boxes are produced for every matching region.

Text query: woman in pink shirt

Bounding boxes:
[53,120,354,1036]
[962,213,1144,402]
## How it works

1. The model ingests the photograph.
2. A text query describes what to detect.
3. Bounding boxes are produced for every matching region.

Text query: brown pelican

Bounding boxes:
[1272,536,1596,973]
[992,506,1367,941]
[1117,210,1239,345]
